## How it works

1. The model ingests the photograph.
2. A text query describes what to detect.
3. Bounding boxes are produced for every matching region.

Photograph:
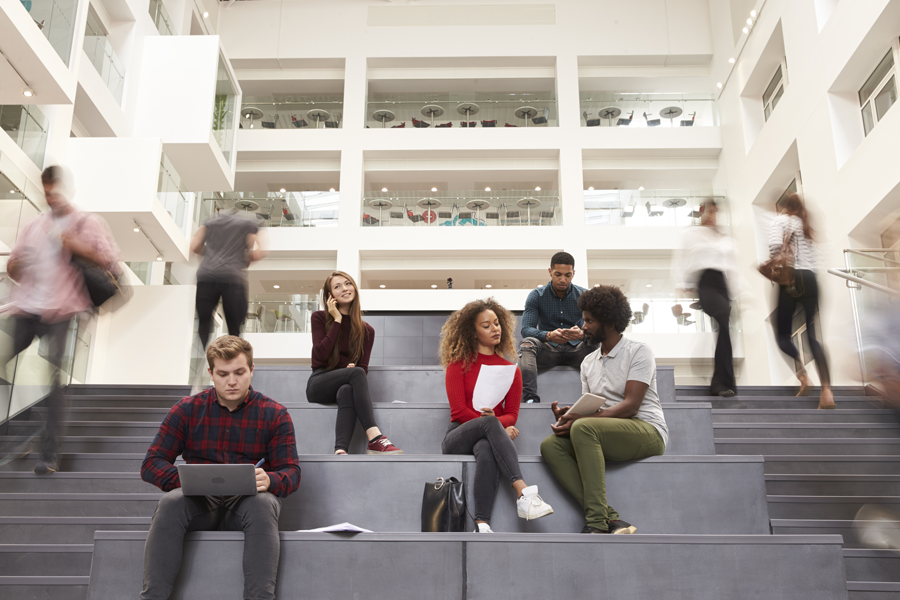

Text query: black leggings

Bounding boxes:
[776,270,831,386]
[306,367,377,452]
[698,269,735,394]
[196,278,247,348]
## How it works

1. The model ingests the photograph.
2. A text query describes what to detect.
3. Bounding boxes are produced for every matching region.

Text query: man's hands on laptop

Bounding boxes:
[256,468,270,492]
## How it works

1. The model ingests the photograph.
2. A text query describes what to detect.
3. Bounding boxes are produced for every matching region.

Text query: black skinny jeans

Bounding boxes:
[196,277,248,348]
[441,416,523,523]
[698,269,735,394]
[306,367,377,452]
[776,269,831,385]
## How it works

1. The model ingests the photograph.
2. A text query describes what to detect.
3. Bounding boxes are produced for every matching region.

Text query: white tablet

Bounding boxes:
[555,393,609,426]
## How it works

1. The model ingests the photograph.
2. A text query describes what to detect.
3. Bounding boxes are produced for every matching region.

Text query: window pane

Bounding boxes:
[764,103,772,121]
[763,65,783,105]
[862,101,875,136]
[859,50,895,104]
[771,84,785,110]
[874,75,897,121]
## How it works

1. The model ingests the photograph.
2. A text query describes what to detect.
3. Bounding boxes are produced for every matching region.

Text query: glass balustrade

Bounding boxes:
[366,92,558,129]
[212,56,238,165]
[362,190,561,227]
[20,0,78,65]
[199,191,339,228]
[243,296,319,334]
[83,11,126,105]
[580,92,718,128]
[0,105,50,169]
[584,189,728,227]
[148,0,174,35]
[626,296,741,335]
[240,96,344,130]
[158,153,192,236]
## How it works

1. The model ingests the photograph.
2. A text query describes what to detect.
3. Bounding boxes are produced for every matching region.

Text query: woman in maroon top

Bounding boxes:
[306,271,403,455]
[440,298,553,532]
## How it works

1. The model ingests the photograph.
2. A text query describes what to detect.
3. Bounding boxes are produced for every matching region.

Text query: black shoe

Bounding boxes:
[689,301,702,311]
[718,389,736,398]
[33,456,58,475]
[580,525,608,534]
[609,520,636,534]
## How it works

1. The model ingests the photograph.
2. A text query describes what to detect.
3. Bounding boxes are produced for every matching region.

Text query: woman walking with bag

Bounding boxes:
[440,298,553,533]
[306,271,404,454]
[768,194,835,409]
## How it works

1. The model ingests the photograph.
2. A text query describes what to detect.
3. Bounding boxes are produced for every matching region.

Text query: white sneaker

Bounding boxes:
[516,485,554,520]
[474,523,494,533]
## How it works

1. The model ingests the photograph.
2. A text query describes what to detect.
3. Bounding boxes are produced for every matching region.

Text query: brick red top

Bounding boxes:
[310,310,375,373]
[445,353,522,428]
[141,387,301,498]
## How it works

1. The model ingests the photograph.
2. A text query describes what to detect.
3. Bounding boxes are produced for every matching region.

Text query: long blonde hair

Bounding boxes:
[439,298,517,372]
[321,271,365,370]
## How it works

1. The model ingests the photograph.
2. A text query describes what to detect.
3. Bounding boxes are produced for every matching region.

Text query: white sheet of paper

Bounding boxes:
[299,522,372,533]
[471,364,518,412]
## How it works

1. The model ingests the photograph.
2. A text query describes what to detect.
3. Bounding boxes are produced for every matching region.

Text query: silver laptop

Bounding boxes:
[178,464,258,496]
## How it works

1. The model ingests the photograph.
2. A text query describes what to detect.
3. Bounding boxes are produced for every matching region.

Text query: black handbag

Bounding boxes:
[70,215,125,308]
[421,477,468,532]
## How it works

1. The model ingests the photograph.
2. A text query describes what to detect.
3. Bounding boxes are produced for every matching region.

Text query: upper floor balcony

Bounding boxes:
[580,93,718,128]
[83,7,125,105]
[197,191,339,228]
[584,189,728,227]
[148,0,174,36]
[366,92,557,129]
[240,95,343,130]
[0,104,49,168]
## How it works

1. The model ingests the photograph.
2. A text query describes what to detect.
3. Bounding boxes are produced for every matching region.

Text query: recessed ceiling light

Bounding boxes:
[431,187,437,192]
[156,254,163,261]
[717,82,723,88]
[638,186,644,191]
[203,10,209,17]
[742,27,748,33]
[379,284,386,288]
[485,187,491,192]
[382,188,388,192]
[431,284,437,288]
[646,284,653,288]
[535,186,541,191]
[329,188,335,192]
[750,10,757,17]
[588,186,594,191]
[133,222,140,232]
[273,285,280,289]
[485,284,492,288]
[728,57,735,64]
[746,18,753,25]
[23,88,34,97]
[280,188,286,193]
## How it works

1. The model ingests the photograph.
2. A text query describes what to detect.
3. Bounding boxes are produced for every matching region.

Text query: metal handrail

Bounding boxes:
[827,268,900,297]
[844,248,900,266]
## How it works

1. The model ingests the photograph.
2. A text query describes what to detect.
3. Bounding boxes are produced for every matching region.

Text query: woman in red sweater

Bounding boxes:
[306,271,403,455]
[440,298,553,532]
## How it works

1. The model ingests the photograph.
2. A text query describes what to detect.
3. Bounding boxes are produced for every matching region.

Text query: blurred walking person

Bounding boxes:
[2,166,120,474]
[675,200,740,397]
[768,193,835,409]
[191,207,268,349]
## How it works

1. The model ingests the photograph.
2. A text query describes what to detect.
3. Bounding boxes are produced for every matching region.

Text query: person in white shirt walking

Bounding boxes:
[675,200,740,397]
[768,193,835,409]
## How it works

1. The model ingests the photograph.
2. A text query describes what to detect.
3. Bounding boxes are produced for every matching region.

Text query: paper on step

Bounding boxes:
[299,522,372,533]
[471,364,517,412]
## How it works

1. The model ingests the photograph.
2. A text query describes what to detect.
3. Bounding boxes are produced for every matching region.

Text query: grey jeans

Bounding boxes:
[141,488,282,600]
[517,337,596,402]
[441,416,523,523]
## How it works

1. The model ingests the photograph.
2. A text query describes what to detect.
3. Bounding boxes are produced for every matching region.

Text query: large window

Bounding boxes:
[859,47,898,137]
[763,61,786,122]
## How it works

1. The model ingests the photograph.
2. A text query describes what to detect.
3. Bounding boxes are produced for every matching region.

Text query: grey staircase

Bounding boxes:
[700,386,900,600]
[0,373,866,599]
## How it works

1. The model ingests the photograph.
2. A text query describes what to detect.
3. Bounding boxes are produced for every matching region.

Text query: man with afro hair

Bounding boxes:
[540,285,668,534]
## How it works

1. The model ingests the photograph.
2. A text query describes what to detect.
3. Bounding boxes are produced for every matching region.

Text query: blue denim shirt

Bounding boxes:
[520,282,586,347]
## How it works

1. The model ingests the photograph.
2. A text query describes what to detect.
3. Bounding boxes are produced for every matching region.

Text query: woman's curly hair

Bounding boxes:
[439,298,517,371]
[577,285,633,333]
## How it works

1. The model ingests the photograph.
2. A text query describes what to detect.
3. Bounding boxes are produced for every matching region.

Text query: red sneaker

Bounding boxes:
[366,437,403,455]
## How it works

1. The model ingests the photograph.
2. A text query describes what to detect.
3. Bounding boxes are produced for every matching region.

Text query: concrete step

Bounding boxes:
[846,581,900,600]
[712,409,900,424]
[676,384,866,397]
[66,396,181,408]
[680,396,881,409]
[763,456,900,475]
[765,474,900,496]
[0,576,88,600]
[713,423,900,439]
[0,472,154,493]
[844,549,900,582]
[67,385,189,397]
[0,517,150,543]
[0,453,152,472]
[0,455,772,535]
[1,402,716,456]
[766,496,900,520]
[87,530,849,600]
[0,545,93,576]
[771,519,878,548]
[715,439,900,456]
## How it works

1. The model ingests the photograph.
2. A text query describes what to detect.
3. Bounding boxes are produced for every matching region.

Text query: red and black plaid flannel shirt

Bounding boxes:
[141,386,301,498]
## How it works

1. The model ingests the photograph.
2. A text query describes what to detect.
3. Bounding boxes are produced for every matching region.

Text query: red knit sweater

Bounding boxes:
[445,353,522,428]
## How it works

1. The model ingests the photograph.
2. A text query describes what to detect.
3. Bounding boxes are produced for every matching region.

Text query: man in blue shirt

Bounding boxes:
[518,252,596,403]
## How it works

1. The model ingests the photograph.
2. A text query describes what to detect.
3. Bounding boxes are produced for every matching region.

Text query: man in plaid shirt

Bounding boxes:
[140,336,300,600]
[517,252,596,403]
